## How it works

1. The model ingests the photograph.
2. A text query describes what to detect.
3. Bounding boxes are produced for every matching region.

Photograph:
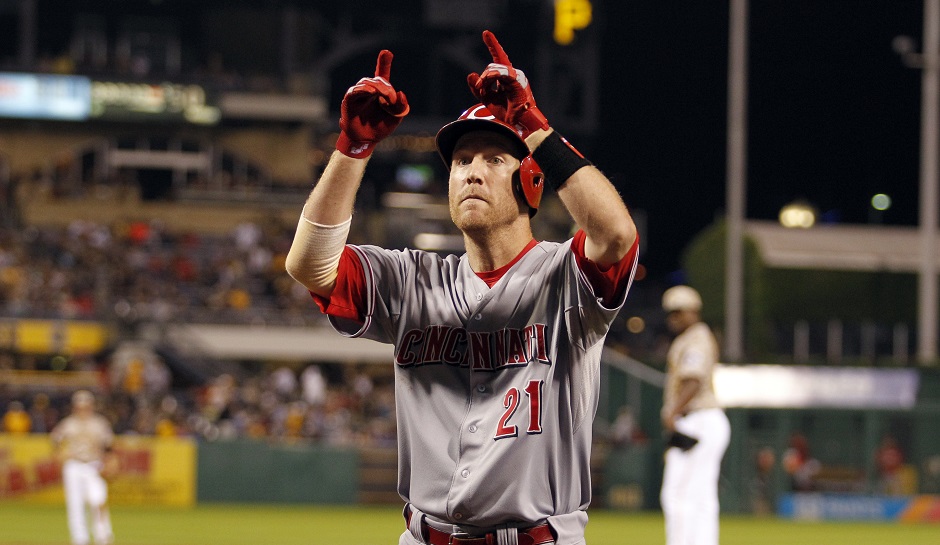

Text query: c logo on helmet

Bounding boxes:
[464,104,493,120]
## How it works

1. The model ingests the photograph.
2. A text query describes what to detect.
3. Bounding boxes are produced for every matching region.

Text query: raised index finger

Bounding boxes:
[375,49,393,80]
[482,30,512,66]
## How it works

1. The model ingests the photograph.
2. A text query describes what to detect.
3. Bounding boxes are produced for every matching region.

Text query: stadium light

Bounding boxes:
[778,201,817,229]
[871,193,892,211]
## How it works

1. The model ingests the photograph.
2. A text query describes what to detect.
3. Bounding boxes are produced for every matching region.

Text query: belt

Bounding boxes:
[406,512,554,545]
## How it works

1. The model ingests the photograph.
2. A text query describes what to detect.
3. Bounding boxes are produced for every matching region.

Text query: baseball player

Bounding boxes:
[659,286,730,545]
[286,30,639,545]
[50,390,116,545]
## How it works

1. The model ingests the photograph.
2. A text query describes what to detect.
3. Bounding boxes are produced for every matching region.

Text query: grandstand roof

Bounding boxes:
[745,220,936,273]
[167,324,394,363]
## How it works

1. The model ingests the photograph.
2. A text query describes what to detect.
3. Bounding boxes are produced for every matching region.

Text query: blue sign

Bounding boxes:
[779,493,915,521]
[0,72,92,120]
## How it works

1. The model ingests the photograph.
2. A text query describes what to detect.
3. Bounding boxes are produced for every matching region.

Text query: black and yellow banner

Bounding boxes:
[0,319,110,355]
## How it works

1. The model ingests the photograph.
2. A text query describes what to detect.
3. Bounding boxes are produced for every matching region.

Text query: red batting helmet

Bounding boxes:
[436,104,544,214]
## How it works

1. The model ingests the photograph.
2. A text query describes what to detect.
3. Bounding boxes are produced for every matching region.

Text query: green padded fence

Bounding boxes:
[197,440,359,503]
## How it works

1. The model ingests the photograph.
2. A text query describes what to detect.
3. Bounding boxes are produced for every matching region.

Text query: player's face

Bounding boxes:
[73,401,94,417]
[448,132,526,233]
[666,309,698,334]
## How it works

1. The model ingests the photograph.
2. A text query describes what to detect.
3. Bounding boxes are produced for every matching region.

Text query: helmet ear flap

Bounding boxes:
[517,155,543,214]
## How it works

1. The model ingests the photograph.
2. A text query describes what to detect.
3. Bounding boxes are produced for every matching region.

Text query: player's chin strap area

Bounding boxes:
[405,505,553,545]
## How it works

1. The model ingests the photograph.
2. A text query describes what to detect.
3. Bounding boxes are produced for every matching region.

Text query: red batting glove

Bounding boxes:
[336,50,410,158]
[467,30,550,136]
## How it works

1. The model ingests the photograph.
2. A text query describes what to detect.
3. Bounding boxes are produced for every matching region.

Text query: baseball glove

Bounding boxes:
[666,430,699,451]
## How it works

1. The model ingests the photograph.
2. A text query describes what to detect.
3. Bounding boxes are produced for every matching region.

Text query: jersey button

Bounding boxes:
[461,469,470,478]
[468,424,477,433]
[476,293,483,301]
[454,512,464,520]
[475,315,482,320]
[476,384,486,393]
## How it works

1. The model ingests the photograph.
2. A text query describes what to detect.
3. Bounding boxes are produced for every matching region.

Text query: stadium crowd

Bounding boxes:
[1,352,397,448]
[0,217,318,327]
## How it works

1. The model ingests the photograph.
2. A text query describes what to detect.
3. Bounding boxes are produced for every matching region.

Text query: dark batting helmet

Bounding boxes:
[436,104,544,214]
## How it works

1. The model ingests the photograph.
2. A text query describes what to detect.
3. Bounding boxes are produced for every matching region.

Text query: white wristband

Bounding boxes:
[285,213,352,294]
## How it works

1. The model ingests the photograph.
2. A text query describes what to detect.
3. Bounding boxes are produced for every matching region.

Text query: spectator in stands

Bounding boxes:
[301,364,327,406]
[203,373,237,424]
[750,446,776,516]
[2,400,32,434]
[315,390,354,446]
[782,432,820,492]
[269,366,298,400]
[350,366,373,400]
[281,401,306,441]
[106,396,135,434]
[28,393,55,433]
[109,342,171,403]
[131,404,157,435]
[609,405,640,448]
[154,415,178,437]
[924,455,940,494]
[875,434,906,496]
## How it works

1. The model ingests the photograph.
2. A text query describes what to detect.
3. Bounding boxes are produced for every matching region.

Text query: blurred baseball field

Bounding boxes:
[0,503,937,545]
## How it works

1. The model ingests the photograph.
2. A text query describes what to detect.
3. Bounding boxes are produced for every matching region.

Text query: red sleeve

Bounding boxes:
[571,229,640,306]
[310,246,367,322]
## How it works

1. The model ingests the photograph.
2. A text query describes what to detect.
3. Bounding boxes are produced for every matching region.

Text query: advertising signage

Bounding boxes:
[90,80,220,125]
[0,72,219,125]
[0,72,91,120]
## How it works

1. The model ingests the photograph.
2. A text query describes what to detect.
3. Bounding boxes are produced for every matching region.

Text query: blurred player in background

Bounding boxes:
[659,286,730,545]
[287,29,639,545]
[50,390,117,545]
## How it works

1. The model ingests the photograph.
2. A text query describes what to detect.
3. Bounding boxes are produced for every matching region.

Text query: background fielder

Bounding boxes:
[50,390,116,545]
[659,286,730,545]
[287,30,639,545]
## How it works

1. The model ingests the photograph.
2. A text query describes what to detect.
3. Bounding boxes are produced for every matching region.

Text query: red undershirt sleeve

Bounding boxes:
[571,229,640,306]
[309,246,366,323]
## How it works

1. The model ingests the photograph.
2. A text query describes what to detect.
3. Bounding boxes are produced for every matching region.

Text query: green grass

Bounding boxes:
[0,503,936,545]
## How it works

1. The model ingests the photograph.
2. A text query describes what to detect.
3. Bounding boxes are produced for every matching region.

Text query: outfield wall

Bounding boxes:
[0,434,196,506]
[196,440,358,503]
[0,435,359,506]
[4,407,939,514]
[599,365,940,514]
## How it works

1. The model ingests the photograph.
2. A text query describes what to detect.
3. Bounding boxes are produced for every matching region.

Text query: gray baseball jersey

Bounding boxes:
[326,238,636,539]
[50,413,114,463]
[663,322,720,414]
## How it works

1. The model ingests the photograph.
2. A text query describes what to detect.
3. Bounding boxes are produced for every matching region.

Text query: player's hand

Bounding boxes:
[336,49,410,159]
[100,453,120,482]
[467,30,549,136]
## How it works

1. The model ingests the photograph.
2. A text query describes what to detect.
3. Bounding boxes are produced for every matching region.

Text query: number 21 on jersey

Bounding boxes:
[495,380,544,439]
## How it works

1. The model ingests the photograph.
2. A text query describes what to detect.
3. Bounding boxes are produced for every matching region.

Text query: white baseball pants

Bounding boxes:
[660,408,730,545]
[62,459,113,545]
